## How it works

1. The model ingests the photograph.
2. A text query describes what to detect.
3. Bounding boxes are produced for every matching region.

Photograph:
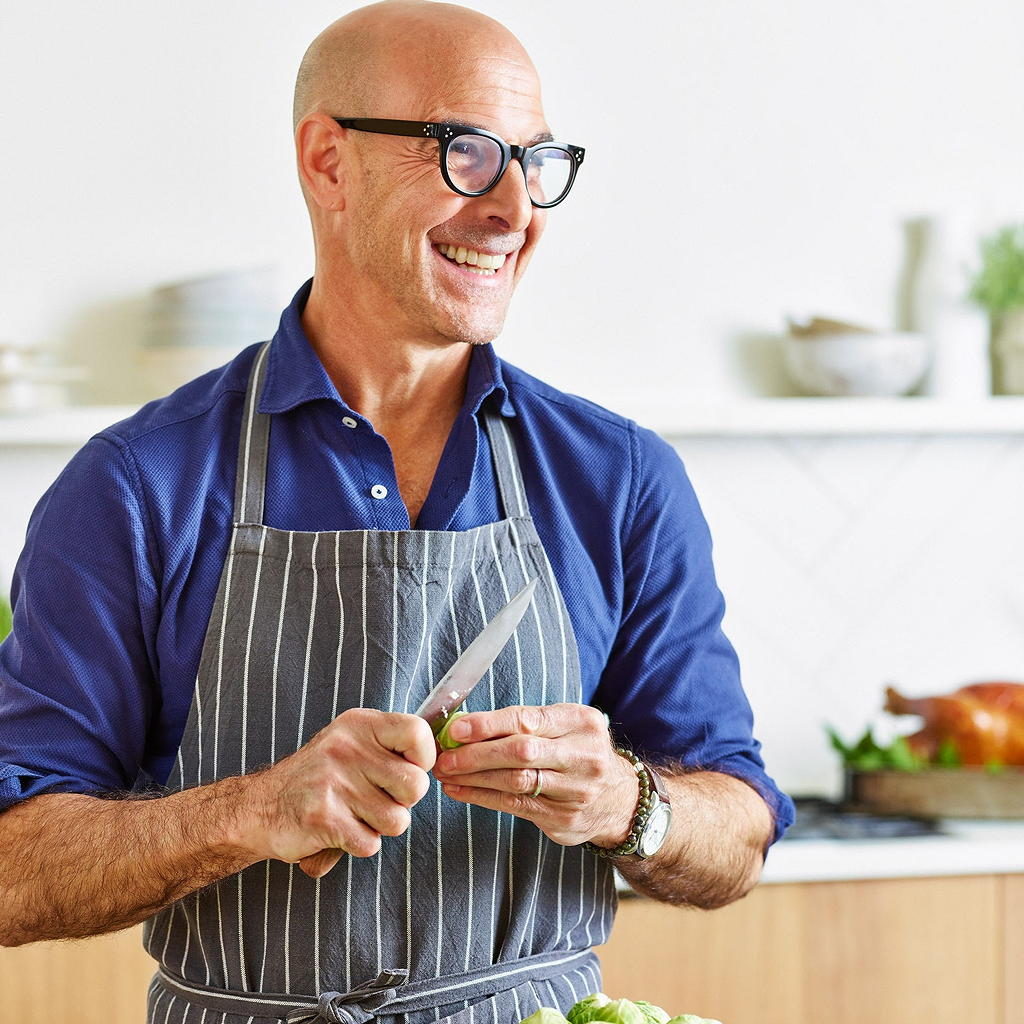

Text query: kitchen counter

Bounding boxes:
[759,819,1024,884]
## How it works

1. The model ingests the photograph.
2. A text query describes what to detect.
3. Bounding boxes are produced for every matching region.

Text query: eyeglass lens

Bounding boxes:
[445,135,573,205]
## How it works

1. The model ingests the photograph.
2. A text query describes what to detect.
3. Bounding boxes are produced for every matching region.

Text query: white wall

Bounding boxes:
[3,0,1022,402]
[3,1,1024,799]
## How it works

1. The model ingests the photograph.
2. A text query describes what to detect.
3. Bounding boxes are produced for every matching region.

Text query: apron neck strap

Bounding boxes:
[482,412,529,519]
[232,341,530,526]
[233,341,273,525]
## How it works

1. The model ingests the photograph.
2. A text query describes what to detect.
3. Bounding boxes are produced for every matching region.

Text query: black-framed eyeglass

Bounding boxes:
[333,118,585,209]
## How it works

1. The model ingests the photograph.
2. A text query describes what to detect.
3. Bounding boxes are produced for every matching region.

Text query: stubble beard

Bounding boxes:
[350,181,512,348]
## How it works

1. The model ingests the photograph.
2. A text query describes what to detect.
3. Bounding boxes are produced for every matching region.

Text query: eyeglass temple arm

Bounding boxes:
[333,118,450,140]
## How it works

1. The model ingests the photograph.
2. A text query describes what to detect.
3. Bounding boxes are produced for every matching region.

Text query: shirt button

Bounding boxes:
[342,416,358,429]
[370,484,388,500]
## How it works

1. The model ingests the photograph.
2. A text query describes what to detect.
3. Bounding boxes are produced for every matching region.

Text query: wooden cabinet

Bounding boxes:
[1,875,1022,1024]
[597,875,1019,1024]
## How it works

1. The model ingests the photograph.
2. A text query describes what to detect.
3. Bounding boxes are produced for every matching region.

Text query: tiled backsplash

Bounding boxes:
[677,434,1024,797]
[4,432,1022,801]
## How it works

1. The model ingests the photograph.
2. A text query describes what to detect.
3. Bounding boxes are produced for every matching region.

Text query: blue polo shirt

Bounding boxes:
[0,280,794,842]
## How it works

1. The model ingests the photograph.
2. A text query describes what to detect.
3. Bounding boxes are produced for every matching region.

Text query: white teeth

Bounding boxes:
[437,244,507,270]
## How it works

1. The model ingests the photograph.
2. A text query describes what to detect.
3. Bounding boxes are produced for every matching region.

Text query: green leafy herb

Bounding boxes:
[826,724,925,771]
[935,738,962,767]
[969,223,1024,314]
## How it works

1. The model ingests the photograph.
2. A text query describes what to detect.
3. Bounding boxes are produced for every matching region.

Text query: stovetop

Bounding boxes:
[785,796,947,840]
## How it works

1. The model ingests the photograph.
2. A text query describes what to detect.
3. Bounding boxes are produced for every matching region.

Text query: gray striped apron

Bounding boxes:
[142,341,616,1024]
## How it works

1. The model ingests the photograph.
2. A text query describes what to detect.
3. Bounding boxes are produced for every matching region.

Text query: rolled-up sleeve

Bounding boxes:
[593,424,795,845]
[0,434,160,811]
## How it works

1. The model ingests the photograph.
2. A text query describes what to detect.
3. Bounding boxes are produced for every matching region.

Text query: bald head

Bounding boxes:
[293,1,537,130]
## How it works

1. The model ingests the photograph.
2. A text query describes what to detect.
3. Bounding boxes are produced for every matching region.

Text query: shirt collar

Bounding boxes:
[258,279,515,419]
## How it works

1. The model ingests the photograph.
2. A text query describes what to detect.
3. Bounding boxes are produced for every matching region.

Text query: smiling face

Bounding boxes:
[295,4,551,348]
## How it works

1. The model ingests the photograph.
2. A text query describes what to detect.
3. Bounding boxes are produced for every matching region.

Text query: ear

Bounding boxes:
[296,113,348,212]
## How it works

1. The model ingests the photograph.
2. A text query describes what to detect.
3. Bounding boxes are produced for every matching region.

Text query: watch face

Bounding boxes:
[639,802,672,857]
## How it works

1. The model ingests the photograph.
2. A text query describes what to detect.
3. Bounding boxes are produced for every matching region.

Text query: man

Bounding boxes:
[0,2,793,1022]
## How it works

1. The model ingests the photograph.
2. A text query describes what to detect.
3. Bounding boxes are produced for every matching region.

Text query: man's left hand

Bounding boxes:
[432,704,639,848]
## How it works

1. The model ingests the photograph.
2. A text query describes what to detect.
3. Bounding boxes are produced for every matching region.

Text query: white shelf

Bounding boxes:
[3,398,1024,447]
[619,396,1024,438]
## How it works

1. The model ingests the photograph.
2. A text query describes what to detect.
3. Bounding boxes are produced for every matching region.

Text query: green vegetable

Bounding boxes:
[433,711,467,750]
[969,223,1024,314]
[935,737,962,767]
[575,999,646,1024]
[566,994,612,1024]
[826,724,924,771]
[519,1010,570,1024]
[633,1002,670,1024]
[559,997,717,1024]
[0,595,11,643]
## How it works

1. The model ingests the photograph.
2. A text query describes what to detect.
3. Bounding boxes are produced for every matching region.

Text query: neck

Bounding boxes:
[301,276,474,439]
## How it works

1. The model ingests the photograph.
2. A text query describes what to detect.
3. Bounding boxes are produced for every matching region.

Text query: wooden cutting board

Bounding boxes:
[848,767,1024,818]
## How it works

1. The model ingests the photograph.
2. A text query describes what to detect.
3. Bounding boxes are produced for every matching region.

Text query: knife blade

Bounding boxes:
[414,577,538,732]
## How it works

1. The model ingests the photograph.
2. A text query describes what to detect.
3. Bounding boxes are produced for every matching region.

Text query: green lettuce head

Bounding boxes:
[666,1016,723,1024]
[566,994,611,1024]
[519,1009,570,1024]
[632,1003,670,1024]
[569,998,646,1024]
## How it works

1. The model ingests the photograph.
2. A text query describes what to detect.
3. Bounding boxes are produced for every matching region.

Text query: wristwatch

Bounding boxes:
[585,748,673,860]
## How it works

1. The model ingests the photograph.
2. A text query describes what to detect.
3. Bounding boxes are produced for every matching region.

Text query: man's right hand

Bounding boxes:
[240,708,437,879]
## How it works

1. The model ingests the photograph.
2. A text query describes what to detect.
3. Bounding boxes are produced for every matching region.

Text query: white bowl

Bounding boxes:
[782,330,932,397]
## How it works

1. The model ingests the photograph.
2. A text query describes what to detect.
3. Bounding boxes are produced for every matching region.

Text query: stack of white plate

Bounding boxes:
[141,267,282,393]
[0,342,87,413]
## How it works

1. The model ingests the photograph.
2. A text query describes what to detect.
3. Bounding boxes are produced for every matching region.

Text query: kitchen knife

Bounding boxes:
[298,577,538,879]
[414,576,538,733]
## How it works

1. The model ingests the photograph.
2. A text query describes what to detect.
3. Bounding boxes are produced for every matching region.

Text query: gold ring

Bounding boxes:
[531,769,543,799]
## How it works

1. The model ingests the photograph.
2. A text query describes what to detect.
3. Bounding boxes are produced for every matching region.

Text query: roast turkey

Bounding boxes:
[884,682,1024,766]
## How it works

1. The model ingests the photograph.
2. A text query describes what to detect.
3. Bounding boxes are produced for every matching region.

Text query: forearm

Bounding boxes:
[613,769,774,909]
[0,777,259,947]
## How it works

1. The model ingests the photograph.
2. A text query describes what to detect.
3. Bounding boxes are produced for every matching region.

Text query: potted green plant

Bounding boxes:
[969,223,1024,393]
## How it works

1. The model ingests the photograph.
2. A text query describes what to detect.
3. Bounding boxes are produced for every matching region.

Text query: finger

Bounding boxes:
[366,754,432,808]
[441,781,544,821]
[371,713,437,771]
[352,788,413,838]
[445,703,607,745]
[433,767,563,799]
[314,815,382,860]
[434,735,572,777]
[299,848,345,878]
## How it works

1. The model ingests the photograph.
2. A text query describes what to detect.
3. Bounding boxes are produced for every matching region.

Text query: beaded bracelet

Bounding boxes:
[583,746,652,859]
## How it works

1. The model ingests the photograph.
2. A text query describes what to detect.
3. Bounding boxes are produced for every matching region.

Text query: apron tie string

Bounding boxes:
[155,948,596,1022]
[283,970,410,1024]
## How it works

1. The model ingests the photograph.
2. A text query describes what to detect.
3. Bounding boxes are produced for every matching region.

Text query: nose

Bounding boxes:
[475,158,534,233]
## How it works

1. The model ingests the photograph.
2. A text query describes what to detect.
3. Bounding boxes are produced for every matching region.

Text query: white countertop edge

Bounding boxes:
[612,821,1024,891]
[759,820,1024,885]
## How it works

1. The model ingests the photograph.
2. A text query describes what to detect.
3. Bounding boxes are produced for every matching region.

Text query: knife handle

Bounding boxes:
[298,848,344,878]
